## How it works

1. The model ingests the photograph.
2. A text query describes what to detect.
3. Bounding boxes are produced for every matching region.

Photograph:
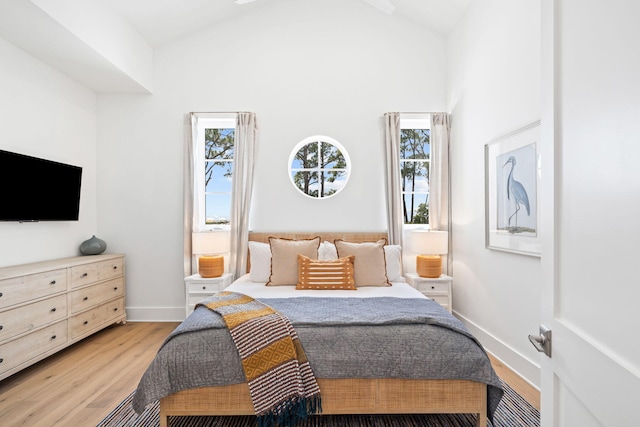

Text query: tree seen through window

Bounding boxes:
[401,128,430,224]
[289,136,350,199]
[204,128,234,225]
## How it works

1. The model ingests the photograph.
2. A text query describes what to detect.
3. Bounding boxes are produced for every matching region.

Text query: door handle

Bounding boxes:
[528,324,552,358]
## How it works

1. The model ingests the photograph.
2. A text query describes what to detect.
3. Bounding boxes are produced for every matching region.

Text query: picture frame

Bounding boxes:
[485,121,541,256]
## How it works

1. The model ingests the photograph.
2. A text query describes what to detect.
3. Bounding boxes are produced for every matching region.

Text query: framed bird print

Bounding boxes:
[485,121,541,256]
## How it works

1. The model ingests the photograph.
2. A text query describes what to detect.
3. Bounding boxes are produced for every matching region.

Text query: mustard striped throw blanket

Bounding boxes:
[196,292,322,427]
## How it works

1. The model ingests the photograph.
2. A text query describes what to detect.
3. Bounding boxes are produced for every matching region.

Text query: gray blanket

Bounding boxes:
[133,297,503,420]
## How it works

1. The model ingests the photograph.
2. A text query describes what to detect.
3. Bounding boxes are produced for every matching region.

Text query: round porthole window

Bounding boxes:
[288,135,351,199]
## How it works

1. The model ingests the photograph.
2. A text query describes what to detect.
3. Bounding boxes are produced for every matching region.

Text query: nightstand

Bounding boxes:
[405,273,453,313]
[184,272,233,317]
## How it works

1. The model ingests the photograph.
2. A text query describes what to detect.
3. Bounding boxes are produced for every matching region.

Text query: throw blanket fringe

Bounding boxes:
[258,395,322,427]
[197,292,322,427]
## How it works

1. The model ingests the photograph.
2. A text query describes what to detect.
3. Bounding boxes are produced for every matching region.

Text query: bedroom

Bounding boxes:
[0,0,638,426]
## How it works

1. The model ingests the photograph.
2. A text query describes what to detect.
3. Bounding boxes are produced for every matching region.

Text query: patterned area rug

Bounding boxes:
[97,380,539,427]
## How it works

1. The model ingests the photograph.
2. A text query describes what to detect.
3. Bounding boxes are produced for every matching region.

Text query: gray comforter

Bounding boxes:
[133,296,503,420]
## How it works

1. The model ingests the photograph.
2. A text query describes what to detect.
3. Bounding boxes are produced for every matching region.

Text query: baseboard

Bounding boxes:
[454,310,541,390]
[125,306,185,322]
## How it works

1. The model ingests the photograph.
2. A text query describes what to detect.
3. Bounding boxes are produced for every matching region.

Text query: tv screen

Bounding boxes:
[0,149,82,221]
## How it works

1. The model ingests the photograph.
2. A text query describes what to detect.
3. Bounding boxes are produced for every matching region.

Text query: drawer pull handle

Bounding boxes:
[83,297,89,301]
[0,293,3,297]
[51,335,57,340]
[50,280,56,285]
[431,286,435,290]
[51,308,57,312]
[84,321,88,325]
[113,266,118,270]
[113,307,118,312]
[0,358,3,364]
[114,287,118,291]
[202,286,206,290]
[82,273,88,278]
[0,325,3,331]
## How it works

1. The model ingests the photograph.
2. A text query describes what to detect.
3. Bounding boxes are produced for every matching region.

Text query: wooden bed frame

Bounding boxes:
[159,232,489,427]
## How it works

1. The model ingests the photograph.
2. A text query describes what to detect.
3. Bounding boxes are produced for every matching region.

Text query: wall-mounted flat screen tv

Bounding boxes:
[0,149,82,221]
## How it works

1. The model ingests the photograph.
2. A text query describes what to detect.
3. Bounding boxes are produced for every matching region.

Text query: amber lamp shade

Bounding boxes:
[412,230,448,278]
[192,232,230,278]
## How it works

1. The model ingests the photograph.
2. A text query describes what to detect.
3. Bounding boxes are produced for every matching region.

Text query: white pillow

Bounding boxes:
[384,245,404,282]
[318,241,338,260]
[319,241,404,282]
[248,241,271,282]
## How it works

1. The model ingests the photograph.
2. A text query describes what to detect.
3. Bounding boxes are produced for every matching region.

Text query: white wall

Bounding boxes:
[446,0,542,386]
[97,0,447,321]
[0,37,98,268]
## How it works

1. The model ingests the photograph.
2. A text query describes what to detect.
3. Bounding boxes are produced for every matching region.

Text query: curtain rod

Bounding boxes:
[189,111,251,114]
[398,112,449,115]
[385,112,438,117]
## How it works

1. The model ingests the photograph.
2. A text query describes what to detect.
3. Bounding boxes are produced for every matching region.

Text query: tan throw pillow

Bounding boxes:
[267,237,321,286]
[334,239,391,287]
[296,255,356,290]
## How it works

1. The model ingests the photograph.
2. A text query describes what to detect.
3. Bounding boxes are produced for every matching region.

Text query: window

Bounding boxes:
[288,135,350,199]
[194,115,235,231]
[400,115,430,225]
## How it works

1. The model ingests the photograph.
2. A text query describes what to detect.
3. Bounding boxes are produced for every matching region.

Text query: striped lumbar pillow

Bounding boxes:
[296,254,356,290]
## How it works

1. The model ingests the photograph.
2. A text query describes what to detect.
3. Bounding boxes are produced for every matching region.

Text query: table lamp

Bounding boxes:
[192,232,230,278]
[412,230,448,278]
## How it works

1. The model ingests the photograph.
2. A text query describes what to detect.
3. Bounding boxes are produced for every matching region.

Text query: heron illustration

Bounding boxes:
[503,156,530,230]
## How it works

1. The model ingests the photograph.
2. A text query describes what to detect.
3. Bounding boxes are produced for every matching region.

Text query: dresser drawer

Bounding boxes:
[0,295,67,343]
[428,294,450,307]
[188,282,227,293]
[69,299,124,339]
[188,293,217,306]
[415,281,449,294]
[0,269,67,310]
[97,258,124,282]
[0,321,68,376]
[70,258,124,289]
[70,263,98,288]
[69,277,125,314]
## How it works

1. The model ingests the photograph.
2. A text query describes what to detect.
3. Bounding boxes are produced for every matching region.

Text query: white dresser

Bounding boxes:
[405,272,453,313]
[184,273,233,317]
[0,254,126,380]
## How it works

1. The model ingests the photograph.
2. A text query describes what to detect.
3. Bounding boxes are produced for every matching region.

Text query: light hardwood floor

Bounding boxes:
[0,322,178,427]
[0,322,540,427]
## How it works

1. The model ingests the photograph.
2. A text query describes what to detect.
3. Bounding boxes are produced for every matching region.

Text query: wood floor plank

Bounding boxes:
[0,322,540,426]
[488,353,540,410]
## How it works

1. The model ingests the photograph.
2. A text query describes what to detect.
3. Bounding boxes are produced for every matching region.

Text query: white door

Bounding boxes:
[538,1,640,426]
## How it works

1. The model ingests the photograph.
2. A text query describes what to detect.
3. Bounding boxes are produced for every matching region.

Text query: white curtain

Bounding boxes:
[229,112,258,279]
[429,113,452,274]
[383,112,403,247]
[183,113,197,278]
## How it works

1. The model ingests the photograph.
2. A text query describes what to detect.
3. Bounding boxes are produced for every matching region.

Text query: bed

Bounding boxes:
[133,232,503,427]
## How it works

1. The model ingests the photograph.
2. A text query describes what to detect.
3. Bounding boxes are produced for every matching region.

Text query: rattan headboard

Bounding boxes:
[248,232,388,244]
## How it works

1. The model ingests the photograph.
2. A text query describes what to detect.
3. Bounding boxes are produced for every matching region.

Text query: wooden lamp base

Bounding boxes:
[416,255,442,278]
[198,255,224,278]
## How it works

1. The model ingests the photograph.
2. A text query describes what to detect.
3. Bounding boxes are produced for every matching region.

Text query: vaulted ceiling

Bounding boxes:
[106,0,472,47]
[0,0,471,93]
